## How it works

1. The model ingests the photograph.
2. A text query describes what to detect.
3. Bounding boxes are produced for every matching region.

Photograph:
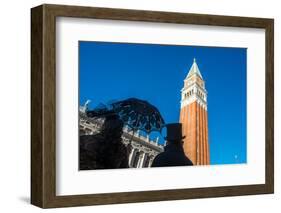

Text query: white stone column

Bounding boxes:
[139,153,147,168]
[128,148,136,167]
[136,152,141,168]
[136,152,144,168]
[148,156,155,167]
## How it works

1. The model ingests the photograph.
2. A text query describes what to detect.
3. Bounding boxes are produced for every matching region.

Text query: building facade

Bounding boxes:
[179,59,210,165]
[79,108,164,168]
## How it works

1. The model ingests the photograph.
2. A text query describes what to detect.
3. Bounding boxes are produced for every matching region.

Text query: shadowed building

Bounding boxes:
[179,58,210,165]
[79,108,164,168]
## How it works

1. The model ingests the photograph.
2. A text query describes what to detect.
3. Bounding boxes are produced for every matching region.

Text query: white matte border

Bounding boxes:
[56,17,265,195]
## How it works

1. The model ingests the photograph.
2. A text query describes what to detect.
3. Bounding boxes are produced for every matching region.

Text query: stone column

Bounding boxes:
[148,156,154,167]
[128,148,136,167]
[137,152,145,168]
[140,153,147,168]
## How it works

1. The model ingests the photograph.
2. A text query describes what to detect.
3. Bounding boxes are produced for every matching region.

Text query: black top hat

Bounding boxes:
[164,123,185,141]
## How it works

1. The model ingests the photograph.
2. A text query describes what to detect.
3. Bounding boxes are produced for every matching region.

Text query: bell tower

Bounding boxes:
[179,58,210,165]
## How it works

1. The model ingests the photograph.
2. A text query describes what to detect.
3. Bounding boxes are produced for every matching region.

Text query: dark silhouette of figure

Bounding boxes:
[151,123,193,167]
[79,114,129,170]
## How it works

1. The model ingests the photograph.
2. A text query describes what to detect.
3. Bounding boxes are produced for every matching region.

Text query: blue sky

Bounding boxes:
[79,41,247,165]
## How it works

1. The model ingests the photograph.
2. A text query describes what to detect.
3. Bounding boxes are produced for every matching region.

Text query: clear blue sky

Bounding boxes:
[79,41,247,165]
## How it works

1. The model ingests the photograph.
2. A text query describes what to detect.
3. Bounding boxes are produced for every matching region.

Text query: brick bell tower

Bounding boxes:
[179,58,210,165]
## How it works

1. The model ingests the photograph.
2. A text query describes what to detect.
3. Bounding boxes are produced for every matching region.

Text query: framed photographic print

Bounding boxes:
[31,4,274,208]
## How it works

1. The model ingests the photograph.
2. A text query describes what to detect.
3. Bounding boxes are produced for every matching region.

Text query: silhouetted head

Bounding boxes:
[164,123,185,141]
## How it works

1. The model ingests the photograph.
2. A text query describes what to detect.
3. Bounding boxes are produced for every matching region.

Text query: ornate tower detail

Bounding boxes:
[179,58,210,165]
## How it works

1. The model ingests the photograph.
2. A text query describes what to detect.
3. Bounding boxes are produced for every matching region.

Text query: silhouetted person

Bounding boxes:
[80,114,129,170]
[151,123,193,167]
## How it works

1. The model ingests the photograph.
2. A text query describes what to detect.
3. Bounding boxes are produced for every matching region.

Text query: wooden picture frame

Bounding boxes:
[31,4,274,208]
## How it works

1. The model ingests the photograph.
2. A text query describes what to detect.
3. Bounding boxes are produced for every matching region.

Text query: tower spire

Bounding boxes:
[185,58,203,79]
